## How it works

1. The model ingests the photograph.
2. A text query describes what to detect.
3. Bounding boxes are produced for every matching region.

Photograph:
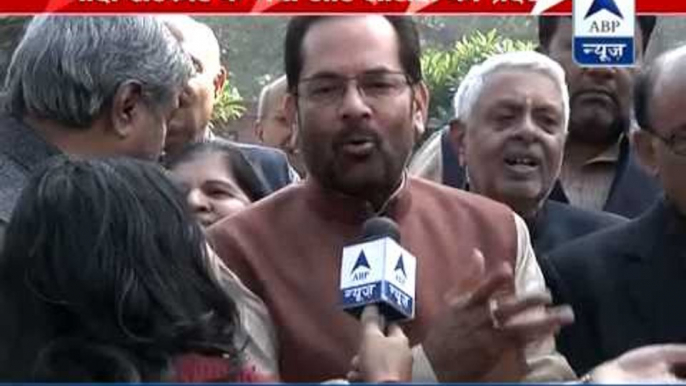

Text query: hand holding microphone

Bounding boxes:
[340,217,415,382]
[347,305,412,383]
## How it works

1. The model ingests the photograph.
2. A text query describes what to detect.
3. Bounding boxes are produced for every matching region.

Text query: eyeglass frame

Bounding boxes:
[643,126,686,157]
[293,70,416,106]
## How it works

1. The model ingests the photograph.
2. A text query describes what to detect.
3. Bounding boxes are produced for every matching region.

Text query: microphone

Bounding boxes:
[339,217,416,322]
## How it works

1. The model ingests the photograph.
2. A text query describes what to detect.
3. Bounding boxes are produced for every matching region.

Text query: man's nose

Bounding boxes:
[338,83,372,121]
[583,65,617,82]
[513,114,539,141]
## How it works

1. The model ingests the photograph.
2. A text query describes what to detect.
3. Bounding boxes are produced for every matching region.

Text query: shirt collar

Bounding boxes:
[583,133,623,166]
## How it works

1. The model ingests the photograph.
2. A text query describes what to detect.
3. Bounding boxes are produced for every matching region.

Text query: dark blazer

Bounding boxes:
[541,198,686,375]
[548,135,661,219]
[530,200,626,256]
[228,141,298,194]
[436,128,626,256]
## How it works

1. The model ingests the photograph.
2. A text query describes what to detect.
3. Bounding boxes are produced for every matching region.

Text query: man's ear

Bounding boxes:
[632,129,660,177]
[412,82,430,137]
[110,81,144,139]
[213,66,228,99]
[284,92,299,129]
[254,121,264,142]
[449,118,468,166]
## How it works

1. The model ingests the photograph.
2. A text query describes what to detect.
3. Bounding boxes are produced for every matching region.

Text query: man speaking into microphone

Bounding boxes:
[208,16,575,382]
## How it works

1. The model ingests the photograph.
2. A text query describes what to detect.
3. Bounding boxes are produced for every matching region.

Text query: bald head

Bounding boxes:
[161,16,222,75]
[255,75,299,167]
[257,75,288,121]
[161,16,227,158]
[635,45,686,132]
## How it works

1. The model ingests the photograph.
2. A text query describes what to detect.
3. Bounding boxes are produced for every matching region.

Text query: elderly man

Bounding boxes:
[411,16,660,219]
[542,44,686,376]
[255,75,304,175]
[161,16,297,191]
[209,15,575,383]
[448,51,625,256]
[0,16,192,245]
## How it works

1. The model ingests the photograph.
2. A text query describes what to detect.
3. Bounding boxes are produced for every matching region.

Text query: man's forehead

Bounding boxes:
[300,16,400,76]
[651,53,686,127]
[473,70,563,116]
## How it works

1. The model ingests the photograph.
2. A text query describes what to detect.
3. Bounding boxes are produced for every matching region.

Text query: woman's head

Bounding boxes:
[167,141,270,227]
[0,157,238,380]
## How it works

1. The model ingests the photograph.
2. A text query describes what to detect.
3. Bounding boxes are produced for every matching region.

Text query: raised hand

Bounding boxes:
[423,249,574,382]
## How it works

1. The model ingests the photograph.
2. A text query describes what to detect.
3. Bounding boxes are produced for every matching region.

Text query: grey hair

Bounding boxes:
[452,50,570,132]
[4,16,193,130]
[256,75,287,121]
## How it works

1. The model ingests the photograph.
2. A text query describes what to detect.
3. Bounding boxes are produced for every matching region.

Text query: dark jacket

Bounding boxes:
[529,200,626,256]
[541,198,686,375]
[548,135,661,219]
[229,141,298,194]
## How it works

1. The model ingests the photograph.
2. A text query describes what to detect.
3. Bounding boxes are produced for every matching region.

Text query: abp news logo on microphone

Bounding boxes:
[573,0,635,66]
[340,237,416,321]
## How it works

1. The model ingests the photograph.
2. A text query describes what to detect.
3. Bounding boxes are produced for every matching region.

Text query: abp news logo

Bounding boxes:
[573,0,636,67]
[350,250,408,285]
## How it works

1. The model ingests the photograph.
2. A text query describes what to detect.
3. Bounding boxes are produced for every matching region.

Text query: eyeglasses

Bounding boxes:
[296,71,411,106]
[644,128,686,156]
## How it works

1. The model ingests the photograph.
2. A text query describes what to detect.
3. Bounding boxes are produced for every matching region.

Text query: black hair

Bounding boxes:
[284,16,422,92]
[0,157,240,381]
[538,16,657,53]
[32,338,144,382]
[166,140,271,204]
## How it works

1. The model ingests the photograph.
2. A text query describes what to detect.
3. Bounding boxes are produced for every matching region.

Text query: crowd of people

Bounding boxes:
[0,14,686,383]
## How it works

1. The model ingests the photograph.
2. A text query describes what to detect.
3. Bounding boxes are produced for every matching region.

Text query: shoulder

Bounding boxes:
[231,142,289,167]
[408,129,444,183]
[208,182,303,239]
[546,200,627,229]
[214,140,294,191]
[408,176,513,218]
[407,177,519,261]
[546,214,643,280]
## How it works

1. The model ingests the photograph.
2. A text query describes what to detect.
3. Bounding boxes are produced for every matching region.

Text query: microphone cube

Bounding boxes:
[339,237,416,321]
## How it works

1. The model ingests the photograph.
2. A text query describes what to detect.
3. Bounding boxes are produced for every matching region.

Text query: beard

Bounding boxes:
[301,125,411,205]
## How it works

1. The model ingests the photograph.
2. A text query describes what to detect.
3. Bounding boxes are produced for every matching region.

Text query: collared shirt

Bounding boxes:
[560,136,623,212]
